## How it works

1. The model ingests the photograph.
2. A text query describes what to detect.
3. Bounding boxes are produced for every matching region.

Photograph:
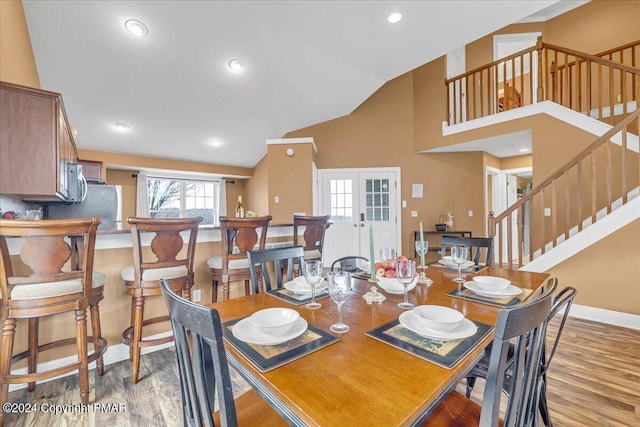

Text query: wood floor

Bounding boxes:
[4,316,639,426]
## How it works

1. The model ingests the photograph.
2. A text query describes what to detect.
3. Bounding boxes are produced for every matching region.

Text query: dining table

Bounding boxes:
[209,265,550,427]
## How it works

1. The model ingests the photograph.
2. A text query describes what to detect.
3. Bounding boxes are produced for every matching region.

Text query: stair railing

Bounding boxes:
[445,38,640,126]
[488,108,640,268]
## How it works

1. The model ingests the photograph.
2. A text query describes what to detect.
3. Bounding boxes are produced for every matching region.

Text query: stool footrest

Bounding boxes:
[121,315,173,348]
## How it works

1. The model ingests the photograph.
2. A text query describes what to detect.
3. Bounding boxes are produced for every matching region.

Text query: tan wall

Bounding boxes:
[286,73,489,257]
[548,218,640,315]
[266,143,315,223]
[246,155,269,216]
[0,0,40,88]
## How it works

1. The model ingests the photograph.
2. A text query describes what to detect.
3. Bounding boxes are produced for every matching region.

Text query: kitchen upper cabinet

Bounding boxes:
[0,81,79,201]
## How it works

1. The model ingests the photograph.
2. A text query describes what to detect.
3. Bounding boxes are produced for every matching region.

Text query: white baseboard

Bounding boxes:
[8,331,175,393]
[569,304,640,330]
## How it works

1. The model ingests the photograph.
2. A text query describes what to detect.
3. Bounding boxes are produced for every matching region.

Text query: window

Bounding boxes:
[329,179,353,222]
[365,178,390,222]
[147,177,221,225]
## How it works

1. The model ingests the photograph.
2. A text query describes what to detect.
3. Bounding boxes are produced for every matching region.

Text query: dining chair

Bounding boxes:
[330,256,369,272]
[208,216,272,302]
[421,280,555,427]
[121,216,201,384]
[293,215,331,262]
[465,282,577,426]
[159,279,286,427]
[0,218,106,425]
[247,246,305,293]
[441,236,494,266]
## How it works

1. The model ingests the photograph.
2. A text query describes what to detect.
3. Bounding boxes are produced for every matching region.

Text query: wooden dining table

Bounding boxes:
[209,265,549,427]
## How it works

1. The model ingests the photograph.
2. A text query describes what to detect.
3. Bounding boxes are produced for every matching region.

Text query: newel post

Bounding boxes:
[487,211,496,238]
[536,36,545,102]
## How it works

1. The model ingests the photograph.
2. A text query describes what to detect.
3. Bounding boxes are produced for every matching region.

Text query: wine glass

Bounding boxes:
[327,271,352,333]
[415,240,429,268]
[303,260,323,309]
[379,248,396,263]
[450,246,469,284]
[396,259,416,310]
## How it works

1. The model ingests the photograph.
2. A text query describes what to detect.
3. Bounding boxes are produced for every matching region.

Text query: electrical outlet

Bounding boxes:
[274,196,280,203]
[193,289,201,302]
[411,210,418,217]
[544,208,551,217]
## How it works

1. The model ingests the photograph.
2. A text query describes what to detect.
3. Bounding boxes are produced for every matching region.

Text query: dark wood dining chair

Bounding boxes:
[247,246,305,293]
[208,216,272,302]
[159,279,286,427]
[441,236,495,266]
[121,216,201,384]
[293,215,331,261]
[0,218,106,426]
[330,256,369,272]
[465,282,577,426]
[421,280,555,427]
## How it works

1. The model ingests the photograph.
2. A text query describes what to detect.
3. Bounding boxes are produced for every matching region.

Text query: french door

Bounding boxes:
[319,168,400,266]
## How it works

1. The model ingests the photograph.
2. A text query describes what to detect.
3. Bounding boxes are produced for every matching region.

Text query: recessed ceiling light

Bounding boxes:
[228,59,246,73]
[208,138,224,147]
[388,12,402,23]
[112,122,130,132]
[124,19,148,37]
[519,147,530,153]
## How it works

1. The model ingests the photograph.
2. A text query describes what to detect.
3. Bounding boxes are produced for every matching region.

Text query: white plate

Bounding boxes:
[232,317,308,345]
[463,281,523,298]
[284,276,328,294]
[399,311,477,341]
[376,276,418,294]
[472,275,511,290]
[438,257,475,269]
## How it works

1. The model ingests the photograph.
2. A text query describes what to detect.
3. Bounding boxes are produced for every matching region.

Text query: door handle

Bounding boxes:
[353,224,358,228]
[360,223,365,227]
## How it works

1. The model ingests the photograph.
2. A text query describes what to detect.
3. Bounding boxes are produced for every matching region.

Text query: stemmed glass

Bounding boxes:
[450,246,469,284]
[415,241,429,268]
[303,260,323,309]
[327,271,352,333]
[396,259,416,310]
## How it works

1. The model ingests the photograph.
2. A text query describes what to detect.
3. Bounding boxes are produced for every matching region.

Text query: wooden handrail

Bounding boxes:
[595,40,640,58]
[549,42,640,75]
[488,108,640,268]
[444,45,538,85]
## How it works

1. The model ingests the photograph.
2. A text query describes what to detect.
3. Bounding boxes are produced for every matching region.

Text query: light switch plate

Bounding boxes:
[411,211,418,217]
[544,208,551,216]
[274,196,280,203]
[468,210,473,217]
[192,289,202,302]
[402,200,407,208]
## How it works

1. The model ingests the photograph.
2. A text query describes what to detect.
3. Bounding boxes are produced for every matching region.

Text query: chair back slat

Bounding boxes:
[293,215,330,254]
[161,279,239,427]
[248,246,305,293]
[330,256,369,272]
[441,236,494,266]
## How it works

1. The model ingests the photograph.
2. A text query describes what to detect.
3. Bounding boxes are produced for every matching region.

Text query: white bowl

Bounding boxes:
[472,276,511,291]
[249,308,300,337]
[412,305,464,333]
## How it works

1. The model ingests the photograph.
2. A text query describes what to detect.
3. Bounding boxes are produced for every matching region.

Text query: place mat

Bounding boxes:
[366,319,493,369]
[447,287,533,307]
[266,288,329,305]
[222,317,339,372]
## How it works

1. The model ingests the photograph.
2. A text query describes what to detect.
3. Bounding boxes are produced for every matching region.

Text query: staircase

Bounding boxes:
[446,40,640,271]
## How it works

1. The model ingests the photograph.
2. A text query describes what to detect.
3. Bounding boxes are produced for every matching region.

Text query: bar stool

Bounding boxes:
[208,216,271,302]
[121,217,201,384]
[0,218,105,425]
[293,215,331,261]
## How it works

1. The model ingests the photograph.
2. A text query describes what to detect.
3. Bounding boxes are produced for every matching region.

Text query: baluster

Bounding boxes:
[621,127,627,204]
[540,187,546,255]
[591,152,597,224]
[564,171,570,241]
[551,180,557,248]
[609,66,615,124]
[577,160,583,232]
[598,63,603,119]
[606,139,612,214]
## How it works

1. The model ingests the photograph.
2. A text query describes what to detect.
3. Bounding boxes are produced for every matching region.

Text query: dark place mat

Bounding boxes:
[366,318,493,369]
[223,317,339,372]
[447,287,533,307]
[266,288,329,305]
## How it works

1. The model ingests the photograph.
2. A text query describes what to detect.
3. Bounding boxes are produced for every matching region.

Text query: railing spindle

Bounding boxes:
[577,160,583,232]
[540,187,546,255]
[591,153,597,223]
[564,171,570,240]
[606,140,612,214]
[621,128,627,204]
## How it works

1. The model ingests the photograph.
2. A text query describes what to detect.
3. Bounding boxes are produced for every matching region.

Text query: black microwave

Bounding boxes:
[67,163,88,203]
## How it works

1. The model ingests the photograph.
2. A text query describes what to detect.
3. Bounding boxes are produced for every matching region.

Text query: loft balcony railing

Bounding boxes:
[488,108,640,268]
[445,38,640,126]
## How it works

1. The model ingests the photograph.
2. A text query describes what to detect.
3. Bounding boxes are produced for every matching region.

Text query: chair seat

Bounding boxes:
[207,256,250,270]
[304,249,322,260]
[5,271,105,300]
[120,265,189,282]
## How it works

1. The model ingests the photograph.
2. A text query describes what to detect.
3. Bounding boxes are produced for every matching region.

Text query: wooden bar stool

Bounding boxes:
[293,215,331,261]
[121,217,201,384]
[207,216,271,302]
[0,218,105,426]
